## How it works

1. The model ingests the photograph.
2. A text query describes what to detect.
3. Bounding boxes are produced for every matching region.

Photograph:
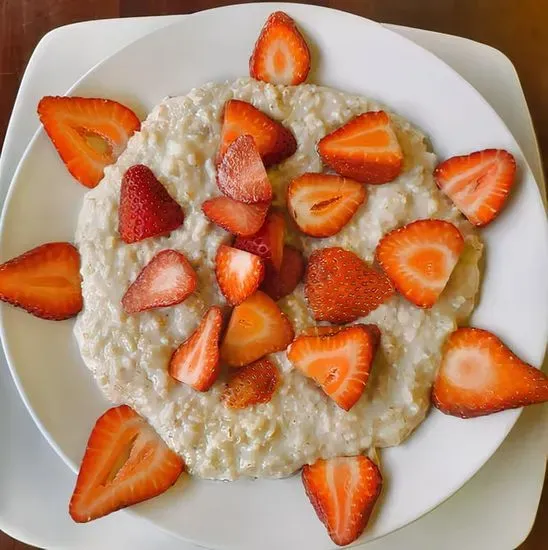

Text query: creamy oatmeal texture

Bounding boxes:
[74,78,482,480]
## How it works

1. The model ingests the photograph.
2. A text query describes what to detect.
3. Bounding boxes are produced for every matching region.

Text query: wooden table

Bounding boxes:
[0,1,546,548]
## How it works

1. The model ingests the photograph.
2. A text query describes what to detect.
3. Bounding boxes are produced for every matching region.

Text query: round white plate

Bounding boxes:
[1,3,547,549]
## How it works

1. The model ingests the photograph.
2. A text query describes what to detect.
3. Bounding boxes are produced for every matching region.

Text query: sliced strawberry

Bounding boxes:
[220,290,294,367]
[202,196,269,237]
[218,99,297,166]
[318,111,403,184]
[305,247,394,324]
[302,455,382,546]
[234,210,285,271]
[169,306,223,391]
[215,245,265,305]
[261,245,304,301]
[121,250,197,314]
[432,328,548,418]
[288,325,379,410]
[375,219,464,308]
[0,242,82,320]
[287,173,366,237]
[249,11,311,86]
[434,149,517,227]
[221,357,280,409]
[69,405,184,523]
[216,135,272,204]
[37,96,140,188]
[300,325,343,337]
[119,164,185,244]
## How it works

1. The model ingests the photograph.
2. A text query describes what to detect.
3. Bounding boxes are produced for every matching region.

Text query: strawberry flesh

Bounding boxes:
[261,245,304,301]
[202,196,269,237]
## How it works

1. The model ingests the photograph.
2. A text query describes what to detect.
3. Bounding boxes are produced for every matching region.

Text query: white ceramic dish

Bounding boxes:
[0,4,546,550]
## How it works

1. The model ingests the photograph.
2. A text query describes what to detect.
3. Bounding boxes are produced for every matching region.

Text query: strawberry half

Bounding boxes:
[169,306,223,391]
[221,357,280,409]
[318,111,403,184]
[375,219,464,308]
[288,325,380,410]
[261,245,304,301]
[234,210,285,271]
[249,11,311,86]
[220,290,294,367]
[69,405,184,523]
[218,99,297,166]
[434,149,517,227]
[0,242,82,320]
[287,173,366,237]
[216,135,272,204]
[215,245,265,305]
[119,164,185,244]
[202,196,269,237]
[432,328,548,418]
[302,455,382,546]
[38,96,140,188]
[305,247,395,324]
[121,250,197,314]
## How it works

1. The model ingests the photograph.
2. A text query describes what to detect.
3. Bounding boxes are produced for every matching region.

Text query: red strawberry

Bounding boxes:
[215,245,265,305]
[305,247,394,324]
[169,306,223,391]
[216,135,272,204]
[119,164,185,244]
[221,291,294,367]
[288,325,380,410]
[318,111,403,184]
[0,242,82,320]
[432,328,548,418]
[375,219,464,308]
[69,405,184,523]
[300,326,343,337]
[287,173,366,237]
[202,196,269,237]
[261,245,304,301]
[234,210,285,271]
[249,11,311,86]
[37,96,140,188]
[121,250,197,314]
[434,149,517,227]
[221,357,280,409]
[302,455,382,546]
[218,99,297,166]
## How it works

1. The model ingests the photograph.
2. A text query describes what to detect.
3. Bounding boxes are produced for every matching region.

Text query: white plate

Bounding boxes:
[0,3,547,550]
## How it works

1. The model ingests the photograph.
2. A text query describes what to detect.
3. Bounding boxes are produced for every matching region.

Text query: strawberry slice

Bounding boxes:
[300,326,343,337]
[318,111,403,184]
[216,135,272,204]
[69,405,184,523]
[0,242,82,320]
[37,96,140,188]
[287,173,366,237]
[121,250,197,314]
[375,219,464,308]
[218,99,297,166]
[302,455,382,546]
[202,196,269,237]
[288,325,380,410]
[249,11,311,86]
[220,290,294,367]
[434,149,517,227]
[432,328,548,418]
[119,164,185,244]
[234,210,285,271]
[169,306,223,391]
[215,245,265,305]
[221,357,280,409]
[305,247,395,324]
[261,245,305,301]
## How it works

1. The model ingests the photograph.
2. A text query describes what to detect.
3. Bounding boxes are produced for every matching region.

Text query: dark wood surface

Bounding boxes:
[0,1,546,548]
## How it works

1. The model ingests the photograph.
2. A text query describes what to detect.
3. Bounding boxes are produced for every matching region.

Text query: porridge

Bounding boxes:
[74,77,482,480]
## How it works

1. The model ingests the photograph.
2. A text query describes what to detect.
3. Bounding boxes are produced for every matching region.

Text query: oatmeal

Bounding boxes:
[74,78,482,480]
